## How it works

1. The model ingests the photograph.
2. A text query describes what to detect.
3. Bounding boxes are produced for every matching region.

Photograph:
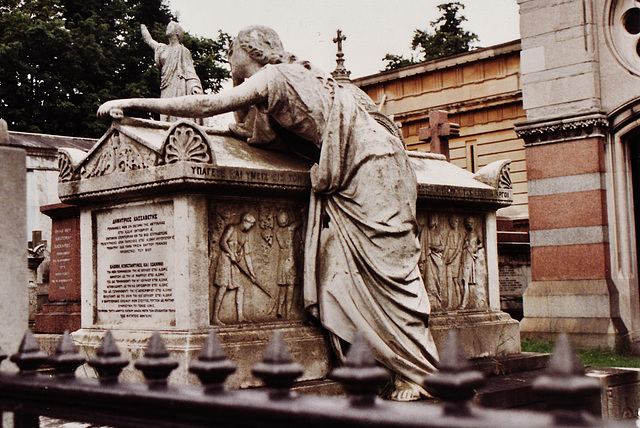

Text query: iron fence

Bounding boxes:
[0,328,633,427]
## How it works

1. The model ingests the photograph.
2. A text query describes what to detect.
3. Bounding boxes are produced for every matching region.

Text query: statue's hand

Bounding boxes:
[97,100,125,120]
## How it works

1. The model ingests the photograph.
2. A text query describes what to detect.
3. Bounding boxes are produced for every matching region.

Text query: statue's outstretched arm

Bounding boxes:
[97,71,269,120]
[141,24,162,50]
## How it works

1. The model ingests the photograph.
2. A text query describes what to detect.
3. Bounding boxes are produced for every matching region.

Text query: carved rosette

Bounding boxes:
[80,131,155,179]
[163,122,213,164]
[515,116,608,146]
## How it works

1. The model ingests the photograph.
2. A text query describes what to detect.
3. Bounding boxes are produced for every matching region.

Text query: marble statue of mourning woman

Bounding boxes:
[98,24,439,401]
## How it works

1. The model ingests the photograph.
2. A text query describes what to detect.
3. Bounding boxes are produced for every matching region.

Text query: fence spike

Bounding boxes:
[330,331,389,406]
[251,331,303,398]
[134,331,179,388]
[532,333,600,425]
[189,330,236,393]
[48,330,86,377]
[10,330,47,375]
[423,330,484,415]
[88,331,129,383]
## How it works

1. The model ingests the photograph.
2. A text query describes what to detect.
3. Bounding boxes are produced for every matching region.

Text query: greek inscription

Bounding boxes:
[96,205,175,324]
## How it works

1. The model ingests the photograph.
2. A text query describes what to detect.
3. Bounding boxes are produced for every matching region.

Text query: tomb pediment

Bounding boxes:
[58,117,511,209]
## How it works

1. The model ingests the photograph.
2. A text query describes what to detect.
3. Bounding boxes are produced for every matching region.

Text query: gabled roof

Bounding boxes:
[7,131,96,154]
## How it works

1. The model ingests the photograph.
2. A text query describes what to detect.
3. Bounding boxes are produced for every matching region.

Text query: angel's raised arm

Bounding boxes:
[141,24,162,50]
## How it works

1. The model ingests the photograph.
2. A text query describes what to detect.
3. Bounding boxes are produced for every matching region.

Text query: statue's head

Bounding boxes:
[230,25,295,67]
[241,212,256,231]
[166,21,185,42]
[464,216,475,231]
[277,210,289,227]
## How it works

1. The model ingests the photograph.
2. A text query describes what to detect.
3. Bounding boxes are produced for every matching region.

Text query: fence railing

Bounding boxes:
[0,328,633,428]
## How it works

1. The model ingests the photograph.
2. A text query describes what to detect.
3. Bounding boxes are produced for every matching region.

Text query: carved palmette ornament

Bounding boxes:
[58,148,89,182]
[81,131,155,179]
[58,152,74,182]
[498,163,512,189]
[162,121,213,164]
[473,159,512,190]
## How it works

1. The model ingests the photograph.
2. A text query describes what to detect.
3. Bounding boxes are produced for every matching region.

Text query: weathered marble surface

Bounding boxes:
[61,116,516,387]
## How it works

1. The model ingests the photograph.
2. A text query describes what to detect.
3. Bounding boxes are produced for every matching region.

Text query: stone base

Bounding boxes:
[520,280,622,350]
[33,302,81,334]
[72,321,333,388]
[472,354,640,420]
[519,317,619,349]
[594,367,640,419]
[430,310,521,358]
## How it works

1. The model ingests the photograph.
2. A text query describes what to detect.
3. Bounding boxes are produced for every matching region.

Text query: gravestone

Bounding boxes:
[60,116,517,386]
[34,203,82,334]
[0,119,28,372]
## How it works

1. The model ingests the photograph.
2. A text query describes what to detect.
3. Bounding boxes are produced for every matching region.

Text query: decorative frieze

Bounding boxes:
[515,114,608,146]
[80,131,157,179]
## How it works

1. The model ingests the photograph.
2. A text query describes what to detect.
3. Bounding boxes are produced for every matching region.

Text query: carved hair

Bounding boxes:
[242,212,256,224]
[166,21,185,42]
[231,25,296,65]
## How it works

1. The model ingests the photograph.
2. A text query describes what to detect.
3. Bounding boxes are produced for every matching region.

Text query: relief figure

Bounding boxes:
[443,216,462,310]
[273,210,302,319]
[212,213,258,325]
[458,216,487,309]
[420,214,445,312]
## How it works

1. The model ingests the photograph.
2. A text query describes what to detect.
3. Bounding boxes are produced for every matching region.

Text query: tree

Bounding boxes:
[383,2,479,71]
[0,0,231,137]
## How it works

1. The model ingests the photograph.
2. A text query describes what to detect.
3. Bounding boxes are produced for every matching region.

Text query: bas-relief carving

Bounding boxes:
[208,201,305,325]
[417,212,488,312]
[68,121,213,181]
[162,122,212,164]
[81,131,156,179]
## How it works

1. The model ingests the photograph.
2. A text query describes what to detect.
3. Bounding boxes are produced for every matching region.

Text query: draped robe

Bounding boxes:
[260,63,439,384]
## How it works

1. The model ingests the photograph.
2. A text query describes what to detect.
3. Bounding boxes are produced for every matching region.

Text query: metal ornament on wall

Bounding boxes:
[605,0,640,77]
[162,120,213,165]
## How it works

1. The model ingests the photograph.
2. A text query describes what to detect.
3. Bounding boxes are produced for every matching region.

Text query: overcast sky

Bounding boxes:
[166,0,520,80]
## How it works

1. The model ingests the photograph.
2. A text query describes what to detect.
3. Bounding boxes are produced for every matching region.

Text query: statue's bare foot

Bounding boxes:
[238,316,250,323]
[212,318,225,326]
[390,377,433,401]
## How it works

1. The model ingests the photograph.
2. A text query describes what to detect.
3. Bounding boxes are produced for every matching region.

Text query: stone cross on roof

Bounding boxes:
[418,110,460,161]
[331,29,351,83]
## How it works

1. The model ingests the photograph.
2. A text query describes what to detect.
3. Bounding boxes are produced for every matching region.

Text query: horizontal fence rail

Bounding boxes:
[0,329,634,428]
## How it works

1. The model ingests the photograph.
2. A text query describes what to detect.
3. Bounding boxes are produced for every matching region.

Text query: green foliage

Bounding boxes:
[0,0,231,137]
[522,337,640,368]
[383,2,479,71]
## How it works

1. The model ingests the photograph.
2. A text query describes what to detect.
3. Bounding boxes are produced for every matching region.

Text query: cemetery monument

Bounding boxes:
[60,24,517,400]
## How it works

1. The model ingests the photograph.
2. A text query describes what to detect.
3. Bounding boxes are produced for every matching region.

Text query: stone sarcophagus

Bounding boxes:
[59,117,517,387]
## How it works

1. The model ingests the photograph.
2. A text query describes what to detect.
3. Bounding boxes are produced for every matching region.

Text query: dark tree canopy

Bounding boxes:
[383,2,479,71]
[0,0,231,137]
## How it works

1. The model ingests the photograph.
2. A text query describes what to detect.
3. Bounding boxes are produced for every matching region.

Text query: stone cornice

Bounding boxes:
[514,114,608,146]
[394,91,522,123]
